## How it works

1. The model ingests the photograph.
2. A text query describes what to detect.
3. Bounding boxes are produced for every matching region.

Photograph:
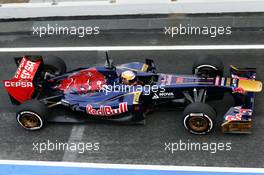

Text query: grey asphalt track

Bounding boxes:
[0,49,264,167]
[0,30,263,47]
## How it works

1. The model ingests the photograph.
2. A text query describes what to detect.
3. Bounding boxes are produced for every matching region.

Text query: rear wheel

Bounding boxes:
[9,94,20,105]
[183,102,216,134]
[42,55,67,77]
[16,100,48,130]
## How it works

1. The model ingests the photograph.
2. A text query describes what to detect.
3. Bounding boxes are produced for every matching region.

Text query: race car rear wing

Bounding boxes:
[3,55,43,104]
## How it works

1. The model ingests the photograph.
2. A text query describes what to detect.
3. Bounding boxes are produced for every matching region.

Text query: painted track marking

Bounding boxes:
[0,45,263,52]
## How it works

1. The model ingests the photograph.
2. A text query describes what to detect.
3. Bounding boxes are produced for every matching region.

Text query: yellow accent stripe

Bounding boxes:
[226,78,231,87]
[133,91,142,104]
[141,64,149,72]
[238,79,262,92]
[221,120,231,127]
[230,65,238,70]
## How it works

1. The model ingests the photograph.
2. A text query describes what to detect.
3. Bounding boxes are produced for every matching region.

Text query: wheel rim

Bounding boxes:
[188,115,209,132]
[19,113,41,129]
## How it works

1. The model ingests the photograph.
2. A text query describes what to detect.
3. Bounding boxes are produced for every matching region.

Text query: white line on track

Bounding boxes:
[0,160,263,173]
[62,125,86,161]
[0,45,264,52]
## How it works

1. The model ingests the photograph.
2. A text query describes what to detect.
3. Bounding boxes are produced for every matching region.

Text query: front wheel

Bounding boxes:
[192,57,224,78]
[183,102,216,134]
[192,57,225,100]
[16,100,48,130]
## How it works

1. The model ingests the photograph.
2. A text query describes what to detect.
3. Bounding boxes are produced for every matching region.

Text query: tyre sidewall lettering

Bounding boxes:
[17,111,43,130]
[183,113,213,134]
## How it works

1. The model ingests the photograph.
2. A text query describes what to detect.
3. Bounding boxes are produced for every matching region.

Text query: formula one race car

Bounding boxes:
[3,53,263,134]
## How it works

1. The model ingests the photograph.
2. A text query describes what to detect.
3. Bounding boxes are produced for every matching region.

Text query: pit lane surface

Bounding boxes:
[0,33,264,168]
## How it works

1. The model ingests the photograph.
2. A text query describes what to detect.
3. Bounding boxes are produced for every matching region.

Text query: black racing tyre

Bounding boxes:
[183,102,216,135]
[42,55,67,76]
[16,100,48,130]
[9,94,20,105]
[192,56,224,78]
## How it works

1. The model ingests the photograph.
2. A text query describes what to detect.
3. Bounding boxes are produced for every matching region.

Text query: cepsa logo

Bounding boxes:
[15,58,37,79]
[86,102,128,116]
[4,81,33,88]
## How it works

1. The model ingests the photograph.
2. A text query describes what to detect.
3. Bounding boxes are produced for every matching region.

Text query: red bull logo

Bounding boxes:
[86,102,128,116]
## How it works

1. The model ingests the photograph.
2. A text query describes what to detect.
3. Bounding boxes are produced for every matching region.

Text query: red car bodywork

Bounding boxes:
[3,56,41,103]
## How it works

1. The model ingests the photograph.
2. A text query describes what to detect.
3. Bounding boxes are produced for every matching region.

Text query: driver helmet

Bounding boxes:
[121,70,137,85]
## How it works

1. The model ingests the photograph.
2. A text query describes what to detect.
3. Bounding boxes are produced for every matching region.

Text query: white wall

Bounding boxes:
[0,0,264,19]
